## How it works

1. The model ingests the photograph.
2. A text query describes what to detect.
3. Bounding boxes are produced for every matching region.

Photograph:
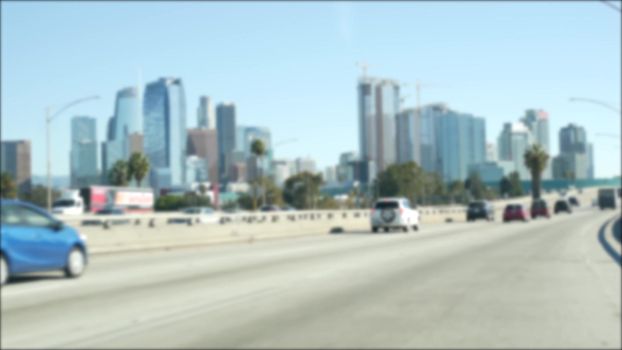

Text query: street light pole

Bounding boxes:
[569,97,621,115]
[45,95,100,212]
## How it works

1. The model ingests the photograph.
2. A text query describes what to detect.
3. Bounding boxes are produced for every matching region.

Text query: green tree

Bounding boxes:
[109,160,129,186]
[127,152,150,187]
[375,162,427,204]
[465,172,485,200]
[508,171,524,197]
[0,172,17,199]
[523,144,549,200]
[316,195,339,209]
[22,185,60,208]
[499,176,512,197]
[448,180,466,203]
[250,139,267,206]
[283,172,323,209]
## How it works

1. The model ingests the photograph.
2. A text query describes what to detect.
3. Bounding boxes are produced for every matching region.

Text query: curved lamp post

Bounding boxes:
[46,95,100,211]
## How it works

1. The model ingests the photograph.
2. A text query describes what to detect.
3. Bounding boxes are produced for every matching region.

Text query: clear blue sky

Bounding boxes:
[2,1,620,178]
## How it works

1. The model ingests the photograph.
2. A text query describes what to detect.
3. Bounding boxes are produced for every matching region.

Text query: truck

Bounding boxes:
[51,189,85,215]
[52,186,154,214]
[597,188,617,210]
[79,186,154,214]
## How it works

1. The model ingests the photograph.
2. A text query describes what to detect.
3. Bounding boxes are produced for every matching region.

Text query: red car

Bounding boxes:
[530,199,550,219]
[503,204,529,222]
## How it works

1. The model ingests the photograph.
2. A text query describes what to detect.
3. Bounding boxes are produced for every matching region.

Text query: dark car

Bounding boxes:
[260,205,281,212]
[503,204,529,223]
[1,200,89,285]
[530,199,550,219]
[554,199,572,214]
[598,188,617,209]
[568,196,580,207]
[466,201,494,221]
[96,206,125,215]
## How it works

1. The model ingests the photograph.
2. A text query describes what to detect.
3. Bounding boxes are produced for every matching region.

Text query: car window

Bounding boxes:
[403,199,411,209]
[375,201,399,209]
[18,206,56,227]
[1,205,21,225]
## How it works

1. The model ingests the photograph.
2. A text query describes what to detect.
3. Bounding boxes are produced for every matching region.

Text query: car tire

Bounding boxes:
[64,248,86,279]
[0,255,8,286]
[413,225,419,231]
[372,227,378,233]
[402,226,409,233]
[383,227,390,233]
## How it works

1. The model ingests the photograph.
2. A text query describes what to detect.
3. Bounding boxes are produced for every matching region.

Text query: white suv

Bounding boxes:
[371,197,420,233]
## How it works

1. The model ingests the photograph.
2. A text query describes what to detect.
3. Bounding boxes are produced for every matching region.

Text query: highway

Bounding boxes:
[1,207,620,348]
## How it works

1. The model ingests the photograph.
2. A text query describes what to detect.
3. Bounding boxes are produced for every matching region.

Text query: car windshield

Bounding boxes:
[469,202,485,210]
[53,199,75,207]
[375,201,399,209]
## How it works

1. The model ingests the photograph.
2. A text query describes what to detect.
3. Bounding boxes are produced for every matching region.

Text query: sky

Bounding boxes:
[1,1,621,179]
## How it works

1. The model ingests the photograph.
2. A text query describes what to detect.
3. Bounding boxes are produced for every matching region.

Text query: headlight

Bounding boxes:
[79,233,88,242]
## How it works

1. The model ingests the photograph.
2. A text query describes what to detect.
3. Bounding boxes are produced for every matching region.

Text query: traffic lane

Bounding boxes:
[0,216,496,307]
[116,208,616,349]
[3,210,610,348]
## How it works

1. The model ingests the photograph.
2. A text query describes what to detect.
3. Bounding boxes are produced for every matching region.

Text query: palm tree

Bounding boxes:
[128,152,150,187]
[109,160,129,187]
[250,139,266,207]
[524,144,549,199]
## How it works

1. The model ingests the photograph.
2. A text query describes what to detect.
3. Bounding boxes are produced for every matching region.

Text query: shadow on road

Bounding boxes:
[598,216,622,267]
[614,218,621,244]
[8,273,65,285]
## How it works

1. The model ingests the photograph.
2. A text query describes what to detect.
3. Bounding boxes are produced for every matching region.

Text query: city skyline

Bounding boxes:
[1,2,620,178]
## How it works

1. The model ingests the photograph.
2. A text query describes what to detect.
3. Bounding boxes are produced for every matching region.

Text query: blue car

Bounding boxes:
[1,199,88,285]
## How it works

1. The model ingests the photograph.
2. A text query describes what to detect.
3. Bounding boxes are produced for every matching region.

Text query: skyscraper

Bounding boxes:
[496,121,532,180]
[520,109,550,153]
[553,123,590,180]
[143,77,187,190]
[434,108,486,182]
[197,96,215,129]
[101,87,143,182]
[187,128,219,183]
[396,108,421,165]
[70,116,98,187]
[216,102,236,183]
[0,140,31,196]
[357,77,400,180]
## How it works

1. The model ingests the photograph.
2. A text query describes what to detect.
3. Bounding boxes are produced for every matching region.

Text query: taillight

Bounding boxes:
[399,208,404,215]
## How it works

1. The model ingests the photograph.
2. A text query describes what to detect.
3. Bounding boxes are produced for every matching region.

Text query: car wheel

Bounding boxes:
[0,255,8,286]
[64,248,86,278]
[383,227,390,233]
[372,227,378,233]
[413,225,419,231]
[402,226,409,233]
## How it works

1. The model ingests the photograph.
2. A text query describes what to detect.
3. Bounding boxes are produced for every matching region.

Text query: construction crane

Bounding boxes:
[356,61,369,78]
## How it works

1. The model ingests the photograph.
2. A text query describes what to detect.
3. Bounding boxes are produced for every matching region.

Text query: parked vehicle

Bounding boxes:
[466,201,495,221]
[568,196,580,207]
[370,197,419,233]
[598,188,617,210]
[554,199,572,214]
[1,200,89,285]
[530,199,550,219]
[503,204,529,222]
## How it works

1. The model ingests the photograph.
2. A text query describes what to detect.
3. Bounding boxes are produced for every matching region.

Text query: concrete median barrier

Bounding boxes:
[57,188,598,254]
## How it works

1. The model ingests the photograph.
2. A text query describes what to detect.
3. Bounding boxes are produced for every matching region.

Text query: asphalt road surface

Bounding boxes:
[2,207,620,349]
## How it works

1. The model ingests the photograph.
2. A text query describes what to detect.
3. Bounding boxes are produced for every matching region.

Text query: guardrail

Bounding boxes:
[56,188,596,231]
